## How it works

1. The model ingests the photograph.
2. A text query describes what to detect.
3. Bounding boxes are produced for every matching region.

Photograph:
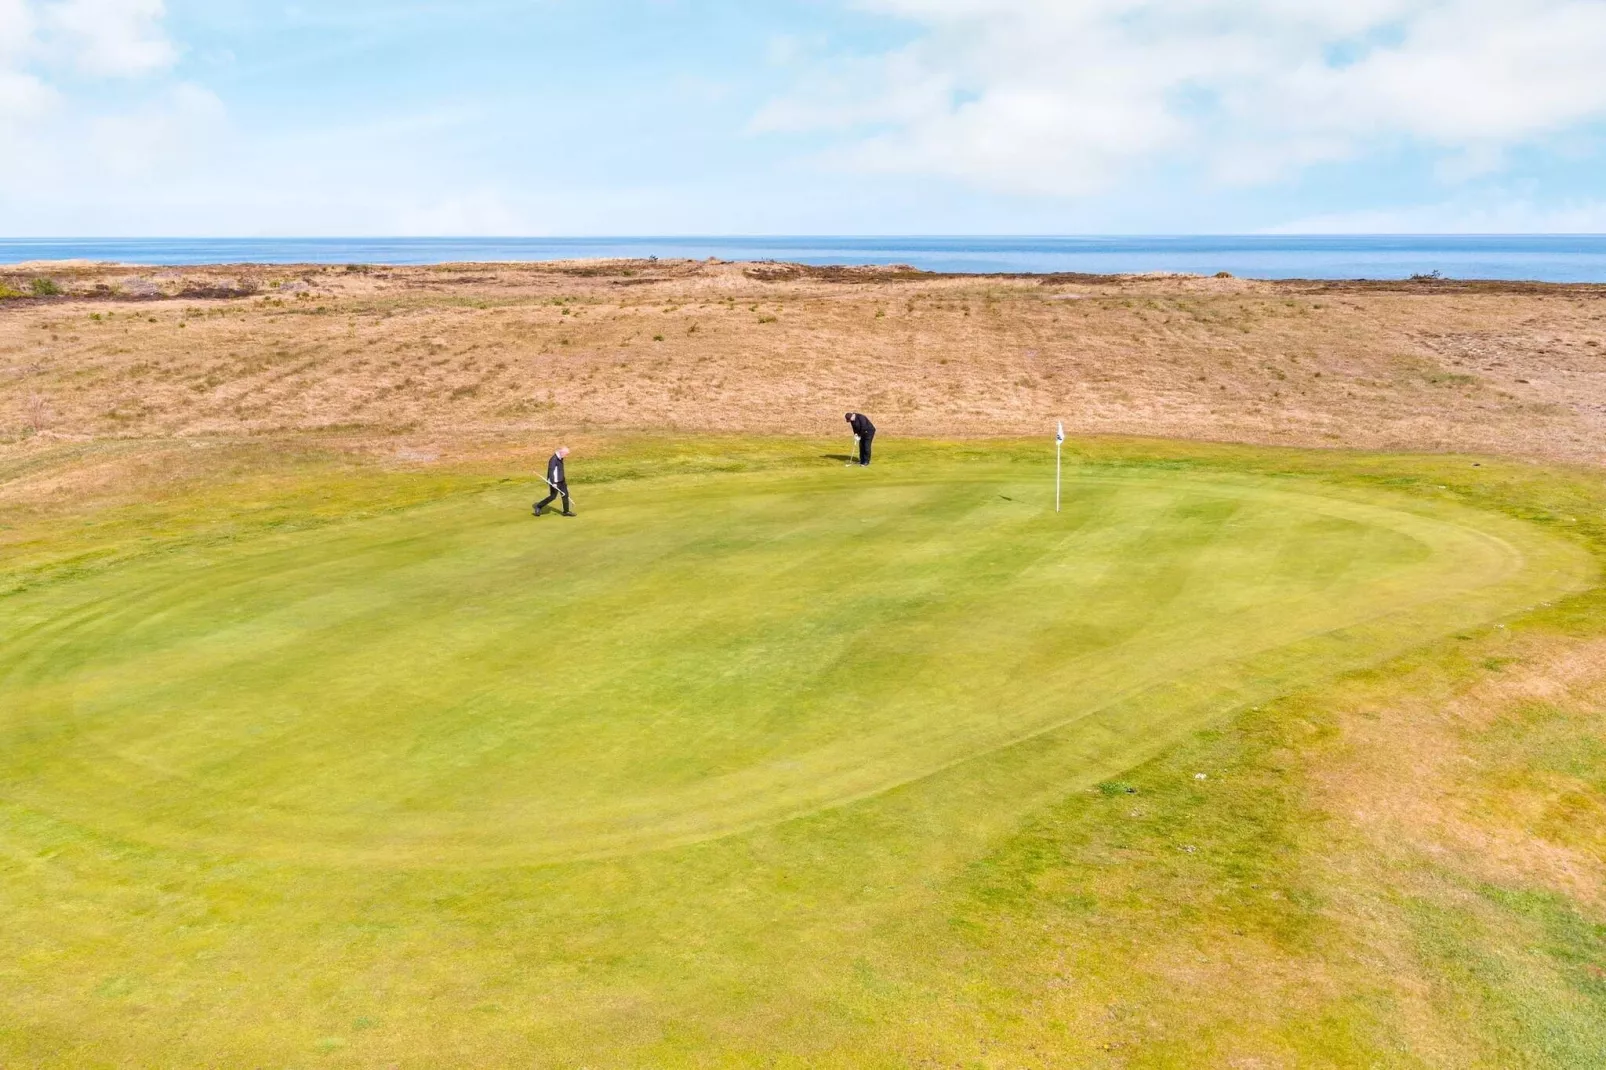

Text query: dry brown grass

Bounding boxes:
[1320,633,1606,911]
[2,259,1604,462]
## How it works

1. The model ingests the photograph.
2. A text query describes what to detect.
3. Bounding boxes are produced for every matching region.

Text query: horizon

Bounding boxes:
[9,233,1606,240]
[7,234,1606,282]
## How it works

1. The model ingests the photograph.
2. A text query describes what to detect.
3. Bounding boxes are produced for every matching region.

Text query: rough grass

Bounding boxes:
[2,260,1604,461]
[2,436,1605,1066]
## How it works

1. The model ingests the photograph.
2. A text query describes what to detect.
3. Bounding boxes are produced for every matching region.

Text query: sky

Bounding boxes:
[2,0,1605,236]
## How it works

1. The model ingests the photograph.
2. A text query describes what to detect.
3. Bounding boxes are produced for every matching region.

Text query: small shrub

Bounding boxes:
[0,283,23,299]
[30,277,62,296]
[652,334,665,342]
[1213,271,1233,279]
[25,392,48,434]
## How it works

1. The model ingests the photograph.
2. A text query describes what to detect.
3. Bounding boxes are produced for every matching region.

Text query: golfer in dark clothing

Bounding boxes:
[845,412,876,466]
[534,446,575,516]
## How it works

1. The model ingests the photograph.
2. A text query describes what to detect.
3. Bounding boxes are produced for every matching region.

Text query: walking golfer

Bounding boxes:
[534,446,576,517]
[845,412,876,466]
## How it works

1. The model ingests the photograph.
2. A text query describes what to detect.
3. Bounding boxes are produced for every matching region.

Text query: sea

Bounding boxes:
[3,235,1606,282]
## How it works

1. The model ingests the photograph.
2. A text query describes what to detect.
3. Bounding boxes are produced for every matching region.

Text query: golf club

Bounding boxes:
[846,434,860,466]
[536,477,575,512]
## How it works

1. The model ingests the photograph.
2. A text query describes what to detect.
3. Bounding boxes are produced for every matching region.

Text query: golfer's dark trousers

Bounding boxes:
[858,432,875,466]
[537,484,571,512]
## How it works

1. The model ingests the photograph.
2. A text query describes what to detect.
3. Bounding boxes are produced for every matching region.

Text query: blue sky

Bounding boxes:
[3,0,1605,235]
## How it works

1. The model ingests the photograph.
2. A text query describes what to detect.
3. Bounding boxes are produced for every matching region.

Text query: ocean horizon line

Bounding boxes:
[8,232,1606,243]
[5,234,1606,282]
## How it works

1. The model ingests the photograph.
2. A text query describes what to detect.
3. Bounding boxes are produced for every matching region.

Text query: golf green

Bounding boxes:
[3,456,1588,865]
[0,445,1594,1062]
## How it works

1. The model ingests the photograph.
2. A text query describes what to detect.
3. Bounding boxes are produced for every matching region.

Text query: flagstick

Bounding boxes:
[1055,437,1062,513]
[1055,420,1064,514]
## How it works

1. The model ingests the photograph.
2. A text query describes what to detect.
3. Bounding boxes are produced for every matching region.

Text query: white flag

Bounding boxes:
[1055,421,1065,444]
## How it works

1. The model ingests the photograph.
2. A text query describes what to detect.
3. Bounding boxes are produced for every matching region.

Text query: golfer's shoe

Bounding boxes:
[533,504,544,516]
[561,511,577,517]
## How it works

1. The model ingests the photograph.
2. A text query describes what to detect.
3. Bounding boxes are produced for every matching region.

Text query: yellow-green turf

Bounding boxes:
[0,438,1597,1065]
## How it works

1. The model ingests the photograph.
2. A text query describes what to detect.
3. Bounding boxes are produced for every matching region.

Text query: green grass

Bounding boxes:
[0,437,1600,1065]
[1408,884,1606,1069]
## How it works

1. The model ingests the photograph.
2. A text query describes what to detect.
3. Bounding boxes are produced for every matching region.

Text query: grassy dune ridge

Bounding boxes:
[3,260,1605,461]
[2,434,1605,1066]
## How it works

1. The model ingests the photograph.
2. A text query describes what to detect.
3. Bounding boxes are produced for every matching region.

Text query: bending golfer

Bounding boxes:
[845,412,876,466]
[534,446,576,517]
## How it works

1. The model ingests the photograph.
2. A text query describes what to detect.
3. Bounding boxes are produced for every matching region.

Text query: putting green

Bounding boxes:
[0,456,1589,868]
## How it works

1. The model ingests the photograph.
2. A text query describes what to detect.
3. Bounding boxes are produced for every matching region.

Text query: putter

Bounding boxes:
[536,477,575,513]
[846,434,860,467]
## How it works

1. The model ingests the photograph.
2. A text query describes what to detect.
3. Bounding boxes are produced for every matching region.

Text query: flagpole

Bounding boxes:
[1055,421,1064,513]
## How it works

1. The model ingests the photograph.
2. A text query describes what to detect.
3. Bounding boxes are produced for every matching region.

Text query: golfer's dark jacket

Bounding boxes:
[546,453,567,487]
[847,413,876,438]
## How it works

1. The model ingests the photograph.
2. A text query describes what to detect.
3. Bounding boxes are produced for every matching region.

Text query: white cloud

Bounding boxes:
[86,81,224,175]
[0,0,38,58]
[0,0,47,123]
[41,0,177,77]
[1,0,179,126]
[0,0,220,212]
[0,68,55,124]
[759,0,1606,196]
